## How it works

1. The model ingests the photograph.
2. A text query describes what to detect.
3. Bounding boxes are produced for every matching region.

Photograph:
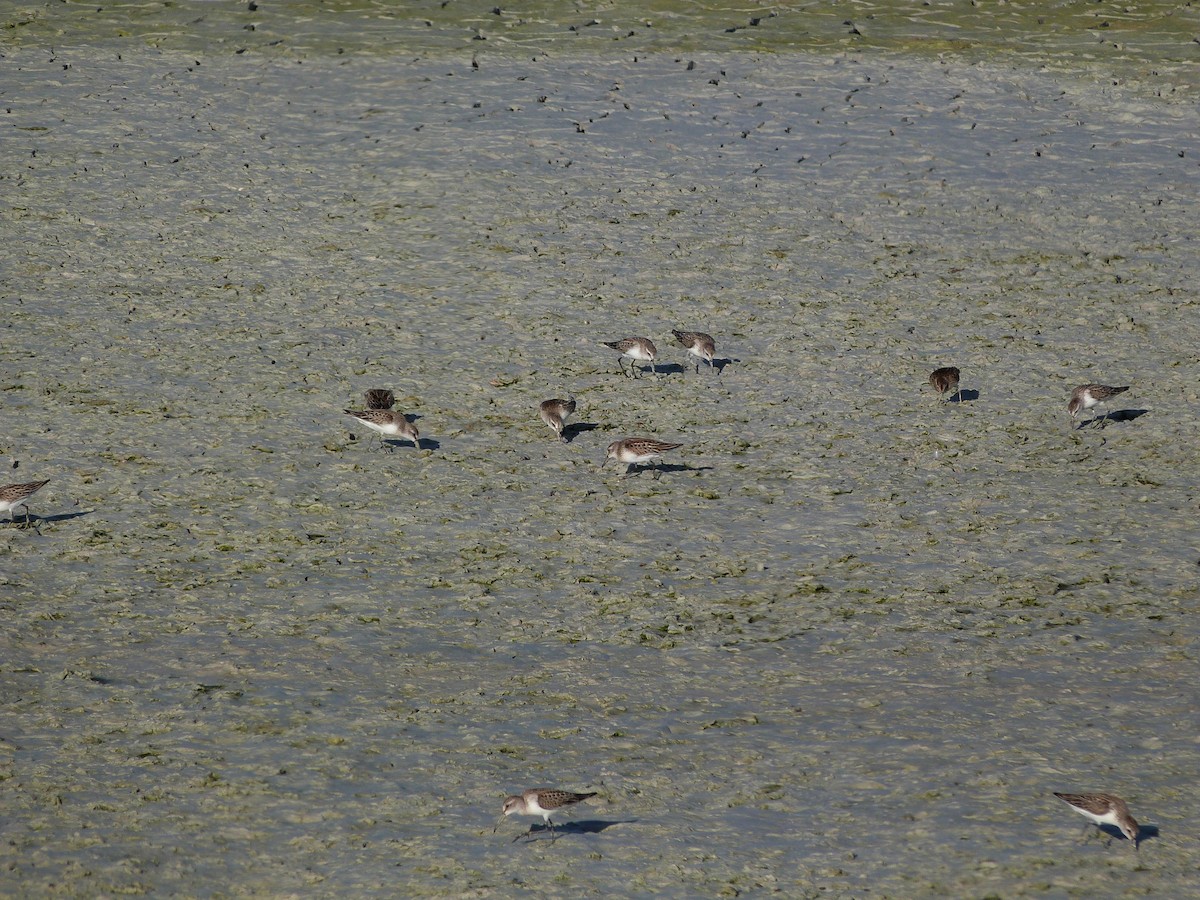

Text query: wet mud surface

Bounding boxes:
[2,3,1200,896]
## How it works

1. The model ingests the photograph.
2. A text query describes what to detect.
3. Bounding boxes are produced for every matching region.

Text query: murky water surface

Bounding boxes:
[2,2,1199,896]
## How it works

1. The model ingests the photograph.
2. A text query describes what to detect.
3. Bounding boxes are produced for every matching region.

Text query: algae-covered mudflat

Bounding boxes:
[2,2,1199,896]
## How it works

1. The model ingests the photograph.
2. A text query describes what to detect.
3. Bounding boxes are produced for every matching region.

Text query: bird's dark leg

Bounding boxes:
[18,504,39,531]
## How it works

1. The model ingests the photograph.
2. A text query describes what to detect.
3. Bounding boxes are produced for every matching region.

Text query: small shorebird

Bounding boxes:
[539,398,577,442]
[363,388,395,411]
[929,366,961,402]
[672,329,716,374]
[0,479,50,525]
[601,337,657,378]
[1054,792,1140,848]
[603,437,683,479]
[344,409,420,450]
[1068,384,1129,427]
[496,788,597,841]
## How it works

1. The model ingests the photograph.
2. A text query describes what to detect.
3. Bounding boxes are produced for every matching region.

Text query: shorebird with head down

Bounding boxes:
[601,337,658,378]
[603,438,683,479]
[496,788,597,841]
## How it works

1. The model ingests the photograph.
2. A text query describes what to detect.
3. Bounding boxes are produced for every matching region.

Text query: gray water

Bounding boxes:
[2,2,1199,896]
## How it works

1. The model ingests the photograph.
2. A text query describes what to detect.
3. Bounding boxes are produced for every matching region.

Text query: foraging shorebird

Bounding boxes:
[602,437,683,479]
[343,409,420,450]
[672,329,716,374]
[1054,792,1141,848]
[601,337,657,378]
[363,388,395,411]
[0,479,50,525]
[1068,384,1129,427]
[539,398,577,441]
[929,366,961,402]
[497,788,597,841]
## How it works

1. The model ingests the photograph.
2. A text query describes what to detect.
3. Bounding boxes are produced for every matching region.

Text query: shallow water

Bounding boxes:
[2,2,1200,896]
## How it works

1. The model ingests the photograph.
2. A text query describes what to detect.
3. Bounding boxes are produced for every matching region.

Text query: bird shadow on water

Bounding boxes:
[648,362,685,377]
[561,422,599,444]
[513,819,635,843]
[1081,823,1159,847]
[1077,408,1149,429]
[946,388,980,403]
[661,359,738,377]
[1102,408,1149,424]
[38,509,92,524]
[5,509,91,530]
[620,463,713,479]
[382,438,438,451]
